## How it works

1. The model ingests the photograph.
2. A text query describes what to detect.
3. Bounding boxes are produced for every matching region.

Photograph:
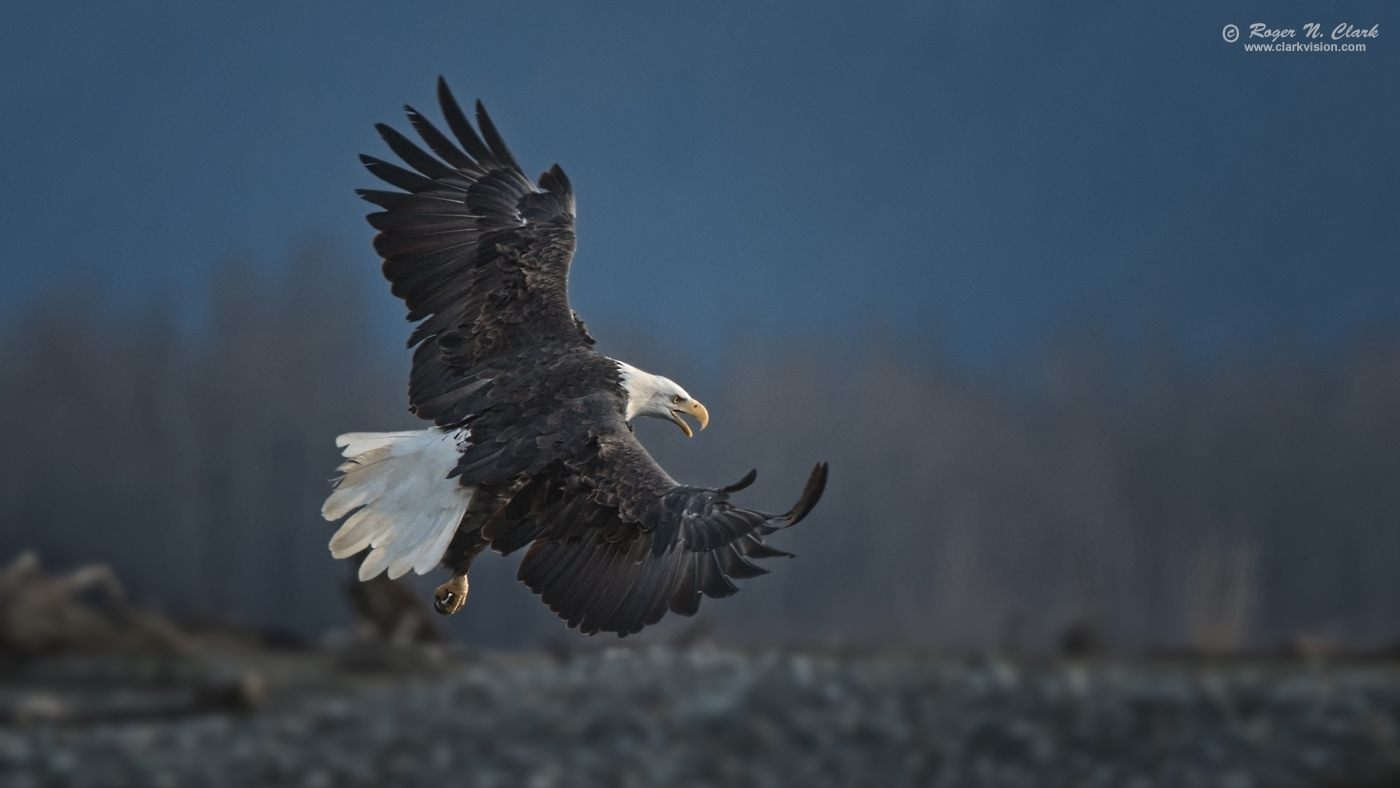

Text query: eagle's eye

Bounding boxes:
[672,395,684,404]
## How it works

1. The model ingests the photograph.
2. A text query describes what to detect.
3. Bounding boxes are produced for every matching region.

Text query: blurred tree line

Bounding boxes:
[2,247,1398,652]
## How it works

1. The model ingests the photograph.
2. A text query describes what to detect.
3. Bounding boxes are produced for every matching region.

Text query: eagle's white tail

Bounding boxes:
[321,429,472,581]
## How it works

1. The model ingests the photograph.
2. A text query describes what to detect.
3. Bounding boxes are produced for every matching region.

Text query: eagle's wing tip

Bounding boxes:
[537,163,573,195]
[784,462,828,525]
[718,469,758,494]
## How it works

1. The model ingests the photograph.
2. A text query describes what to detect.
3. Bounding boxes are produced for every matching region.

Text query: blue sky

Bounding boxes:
[1,0,1395,366]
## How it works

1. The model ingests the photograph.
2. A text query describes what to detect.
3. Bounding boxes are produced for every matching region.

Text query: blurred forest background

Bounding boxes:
[1,0,1397,656]
[3,245,1397,652]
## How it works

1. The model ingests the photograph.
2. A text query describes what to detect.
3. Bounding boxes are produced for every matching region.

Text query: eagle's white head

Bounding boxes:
[614,361,710,437]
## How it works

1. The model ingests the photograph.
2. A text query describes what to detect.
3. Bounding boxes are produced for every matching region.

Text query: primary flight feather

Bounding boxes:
[322,78,828,637]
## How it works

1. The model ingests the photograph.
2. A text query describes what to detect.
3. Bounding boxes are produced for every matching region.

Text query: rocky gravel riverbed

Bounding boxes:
[1,646,1399,787]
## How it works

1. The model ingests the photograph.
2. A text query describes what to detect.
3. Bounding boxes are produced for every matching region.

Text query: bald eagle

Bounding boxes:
[321,78,828,637]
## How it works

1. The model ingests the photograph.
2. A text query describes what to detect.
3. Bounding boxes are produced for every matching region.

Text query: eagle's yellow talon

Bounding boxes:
[433,574,469,616]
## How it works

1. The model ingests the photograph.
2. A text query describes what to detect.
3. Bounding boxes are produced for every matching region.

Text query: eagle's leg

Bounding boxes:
[434,522,489,617]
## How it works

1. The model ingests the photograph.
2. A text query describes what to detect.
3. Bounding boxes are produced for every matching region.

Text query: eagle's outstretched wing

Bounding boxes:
[360,77,583,426]
[481,413,830,636]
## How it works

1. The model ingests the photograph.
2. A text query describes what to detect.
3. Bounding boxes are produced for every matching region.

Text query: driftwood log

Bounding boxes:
[0,551,192,657]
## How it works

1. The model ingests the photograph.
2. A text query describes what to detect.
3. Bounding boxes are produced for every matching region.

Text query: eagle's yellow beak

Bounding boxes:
[669,399,710,438]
